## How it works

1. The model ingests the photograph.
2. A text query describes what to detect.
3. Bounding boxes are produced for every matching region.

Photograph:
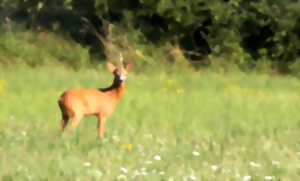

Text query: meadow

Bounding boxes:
[0,65,299,180]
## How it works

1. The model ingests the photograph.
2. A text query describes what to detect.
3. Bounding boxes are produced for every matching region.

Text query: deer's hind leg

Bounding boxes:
[68,113,83,132]
[58,100,70,132]
[59,114,70,132]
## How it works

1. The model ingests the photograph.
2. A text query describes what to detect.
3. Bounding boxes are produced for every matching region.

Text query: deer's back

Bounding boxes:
[59,89,118,116]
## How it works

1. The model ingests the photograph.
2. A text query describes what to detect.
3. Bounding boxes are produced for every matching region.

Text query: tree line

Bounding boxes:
[1,0,300,72]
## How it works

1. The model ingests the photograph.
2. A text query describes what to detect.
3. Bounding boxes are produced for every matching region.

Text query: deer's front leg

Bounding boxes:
[97,114,107,138]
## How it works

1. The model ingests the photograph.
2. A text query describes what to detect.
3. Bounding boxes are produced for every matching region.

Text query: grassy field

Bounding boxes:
[0,66,299,180]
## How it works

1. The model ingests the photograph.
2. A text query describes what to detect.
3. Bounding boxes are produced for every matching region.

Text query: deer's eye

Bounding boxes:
[114,69,120,75]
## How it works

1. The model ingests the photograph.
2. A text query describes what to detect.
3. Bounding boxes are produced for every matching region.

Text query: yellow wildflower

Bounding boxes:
[225,84,240,93]
[164,121,174,126]
[121,144,132,150]
[176,88,184,94]
[136,49,143,57]
[167,79,174,85]
[257,90,265,97]
[57,91,64,97]
[0,79,6,95]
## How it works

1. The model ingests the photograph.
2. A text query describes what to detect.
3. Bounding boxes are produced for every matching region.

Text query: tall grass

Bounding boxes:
[0,31,90,68]
[0,66,299,180]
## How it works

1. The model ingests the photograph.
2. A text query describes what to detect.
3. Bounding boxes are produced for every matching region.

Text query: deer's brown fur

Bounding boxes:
[58,60,133,138]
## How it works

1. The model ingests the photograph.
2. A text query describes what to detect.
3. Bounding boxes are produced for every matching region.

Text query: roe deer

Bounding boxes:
[58,55,134,138]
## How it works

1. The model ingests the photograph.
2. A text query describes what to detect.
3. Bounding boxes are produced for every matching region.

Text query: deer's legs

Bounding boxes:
[59,114,69,132]
[68,114,83,132]
[97,114,107,138]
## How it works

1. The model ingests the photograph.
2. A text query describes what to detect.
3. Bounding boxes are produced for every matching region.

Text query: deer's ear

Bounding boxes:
[106,61,116,72]
[125,61,134,72]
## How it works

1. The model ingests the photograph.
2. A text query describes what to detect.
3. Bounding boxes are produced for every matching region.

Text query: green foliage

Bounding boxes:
[2,0,300,72]
[0,31,90,68]
[70,0,300,71]
[288,58,300,77]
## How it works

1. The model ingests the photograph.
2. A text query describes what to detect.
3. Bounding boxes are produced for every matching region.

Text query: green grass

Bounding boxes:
[0,66,299,180]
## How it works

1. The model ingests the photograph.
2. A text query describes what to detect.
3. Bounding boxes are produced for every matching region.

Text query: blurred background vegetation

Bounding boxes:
[1,0,300,74]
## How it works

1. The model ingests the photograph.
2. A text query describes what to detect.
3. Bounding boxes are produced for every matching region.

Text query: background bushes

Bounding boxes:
[1,0,300,73]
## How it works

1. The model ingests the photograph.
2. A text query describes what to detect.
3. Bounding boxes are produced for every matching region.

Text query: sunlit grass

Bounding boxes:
[0,66,299,180]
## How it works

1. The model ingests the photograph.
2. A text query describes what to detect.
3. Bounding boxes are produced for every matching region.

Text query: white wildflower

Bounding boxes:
[202,161,208,166]
[189,175,197,180]
[132,170,140,178]
[168,177,174,181]
[141,152,146,157]
[151,169,157,174]
[211,165,218,171]
[192,151,200,156]
[242,175,251,181]
[154,155,161,161]
[134,170,140,175]
[112,135,120,142]
[264,176,273,180]
[249,161,261,168]
[83,162,91,167]
[159,171,165,175]
[94,170,103,177]
[223,168,232,174]
[272,161,280,165]
[141,167,146,172]
[145,133,153,139]
[141,171,148,175]
[120,167,128,173]
[117,174,127,180]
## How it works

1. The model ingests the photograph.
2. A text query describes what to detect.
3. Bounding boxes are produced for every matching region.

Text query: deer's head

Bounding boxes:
[106,54,134,84]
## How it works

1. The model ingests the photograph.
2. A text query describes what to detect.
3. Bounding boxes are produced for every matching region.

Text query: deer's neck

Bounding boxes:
[112,82,125,99]
[99,80,125,99]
